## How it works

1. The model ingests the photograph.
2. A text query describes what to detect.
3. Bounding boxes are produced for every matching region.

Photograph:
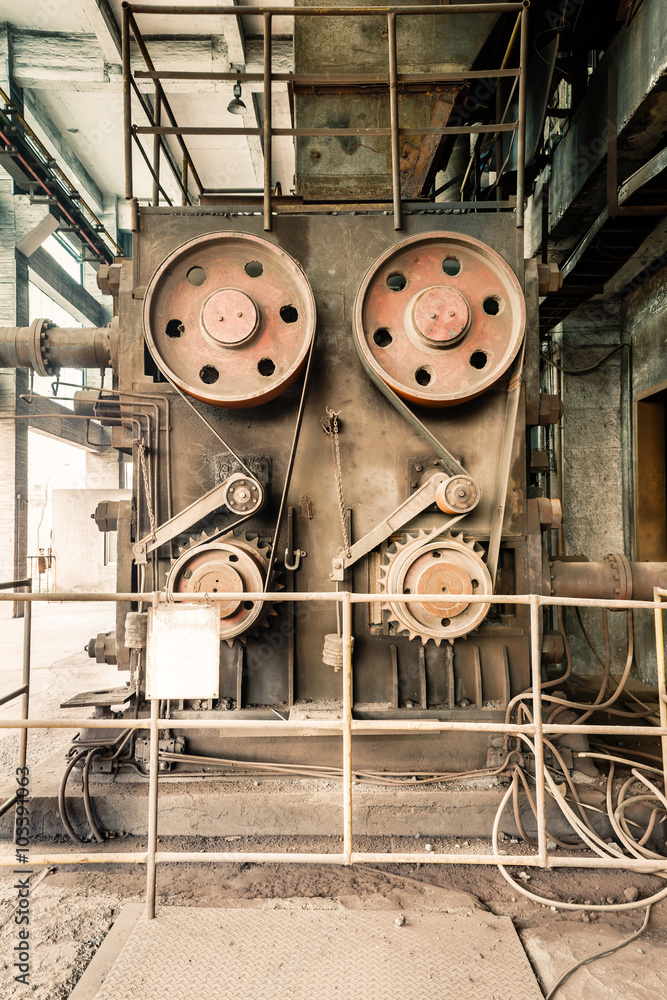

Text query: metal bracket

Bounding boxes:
[133,472,263,563]
[284,548,307,571]
[330,472,479,581]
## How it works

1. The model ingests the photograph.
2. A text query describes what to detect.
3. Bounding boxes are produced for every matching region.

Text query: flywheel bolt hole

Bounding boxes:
[229,554,239,563]
[373,328,392,347]
[199,364,219,383]
[386,272,407,292]
[258,358,276,377]
[442,257,461,276]
[166,318,184,338]
[243,601,254,610]
[280,304,299,323]
[483,296,502,315]
[470,351,488,370]
[415,366,434,386]
[245,261,263,277]
[440,617,451,627]
[186,266,207,286]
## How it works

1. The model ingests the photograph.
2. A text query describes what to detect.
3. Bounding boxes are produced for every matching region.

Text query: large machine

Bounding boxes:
[1,0,666,846]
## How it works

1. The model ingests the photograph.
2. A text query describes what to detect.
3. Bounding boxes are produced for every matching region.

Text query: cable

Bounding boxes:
[493,774,667,912]
[542,344,622,375]
[544,905,651,1000]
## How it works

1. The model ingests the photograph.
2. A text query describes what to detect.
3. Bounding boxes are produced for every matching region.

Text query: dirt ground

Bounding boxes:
[1,833,666,1000]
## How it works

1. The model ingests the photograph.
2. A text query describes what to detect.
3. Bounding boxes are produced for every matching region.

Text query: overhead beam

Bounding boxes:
[28,247,107,328]
[27,395,110,451]
[81,0,122,63]
[20,88,105,211]
[16,212,60,257]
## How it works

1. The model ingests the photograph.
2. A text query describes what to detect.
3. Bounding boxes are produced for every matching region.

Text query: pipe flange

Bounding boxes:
[605,552,633,601]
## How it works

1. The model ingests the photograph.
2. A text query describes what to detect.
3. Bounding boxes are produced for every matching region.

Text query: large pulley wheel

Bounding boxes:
[166,535,269,641]
[354,232,525,406]
[143,232,316,407]
[380,531,492,644]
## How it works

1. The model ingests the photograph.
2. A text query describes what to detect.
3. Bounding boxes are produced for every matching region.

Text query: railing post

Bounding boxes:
[387,12,402,231]
[654,588,667,782]
[529,593,548,866]
[152,84,161,206]
[342,592,353,864]
[18,581,31,773]
[122,2,133,201]
[515,1,528,228]
[146,696,159,918]
[181,156,188,208]
[263,11,272,232]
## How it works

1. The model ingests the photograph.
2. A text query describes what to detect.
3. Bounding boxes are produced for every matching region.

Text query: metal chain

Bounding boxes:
[326,407,351,558]
[137,439,157,540]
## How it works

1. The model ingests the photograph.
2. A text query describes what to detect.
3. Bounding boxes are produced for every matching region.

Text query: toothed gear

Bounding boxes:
[167,532,272,642]
[379,530,492,644]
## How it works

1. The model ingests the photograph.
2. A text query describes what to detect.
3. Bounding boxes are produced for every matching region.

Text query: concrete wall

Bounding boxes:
[621,261,667,683]
[555,302,628,675]
[51,488,130,593]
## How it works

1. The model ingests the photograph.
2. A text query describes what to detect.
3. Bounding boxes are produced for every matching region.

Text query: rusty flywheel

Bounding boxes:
[143,232,316,407]
[353,232,525,406]
[380,530,492,644]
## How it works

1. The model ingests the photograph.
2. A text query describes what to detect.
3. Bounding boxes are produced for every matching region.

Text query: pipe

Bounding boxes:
[122,2,132,200]
[0,319,114,375]
[126,4,528,15]
[263,11,272,232]
[550,559,667,603]
[387,12,401,231]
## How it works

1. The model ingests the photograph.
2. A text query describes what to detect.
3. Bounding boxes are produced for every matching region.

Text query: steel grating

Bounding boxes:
[89,904,543,1000]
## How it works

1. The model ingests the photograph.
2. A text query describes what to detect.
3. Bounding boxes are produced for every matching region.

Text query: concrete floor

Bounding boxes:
[0,602,126,773]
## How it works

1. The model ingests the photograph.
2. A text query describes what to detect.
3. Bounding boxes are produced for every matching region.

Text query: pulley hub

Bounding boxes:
[410,286,469,345]
[201,288,258,346]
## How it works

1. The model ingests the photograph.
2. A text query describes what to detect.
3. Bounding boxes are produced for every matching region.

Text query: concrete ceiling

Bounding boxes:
[0,0,295,212]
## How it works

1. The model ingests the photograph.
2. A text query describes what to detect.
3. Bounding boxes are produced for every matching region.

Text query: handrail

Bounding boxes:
[120,1,530,229]
[0,580,663,924]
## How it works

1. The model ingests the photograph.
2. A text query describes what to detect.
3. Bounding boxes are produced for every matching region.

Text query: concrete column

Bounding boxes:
[0,179,30,617]
[86,448,121,489]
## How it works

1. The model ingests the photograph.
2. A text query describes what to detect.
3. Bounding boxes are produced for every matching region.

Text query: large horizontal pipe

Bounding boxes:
[0,318,114,375]
[549,556,667,603]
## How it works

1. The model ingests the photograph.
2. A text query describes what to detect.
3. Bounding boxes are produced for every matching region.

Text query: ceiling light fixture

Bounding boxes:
[227,81,246,115]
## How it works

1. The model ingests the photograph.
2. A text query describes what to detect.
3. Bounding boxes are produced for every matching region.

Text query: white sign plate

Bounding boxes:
[145,604,220,699]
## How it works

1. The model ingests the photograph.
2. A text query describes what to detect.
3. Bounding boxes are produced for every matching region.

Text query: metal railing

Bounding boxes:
[121,1,530,230]
[0,585,666,917]
[0,578,32,826]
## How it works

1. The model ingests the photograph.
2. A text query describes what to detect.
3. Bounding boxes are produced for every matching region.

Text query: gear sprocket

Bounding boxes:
[379,529,492,644]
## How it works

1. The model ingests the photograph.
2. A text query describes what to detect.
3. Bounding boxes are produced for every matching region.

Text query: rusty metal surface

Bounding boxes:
[353,231,526,405]
[143,232,316,407]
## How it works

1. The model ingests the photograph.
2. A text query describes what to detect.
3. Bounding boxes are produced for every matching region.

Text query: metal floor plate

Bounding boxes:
[88,904,543,1000]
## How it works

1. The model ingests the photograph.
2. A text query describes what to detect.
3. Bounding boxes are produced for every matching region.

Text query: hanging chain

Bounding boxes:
[137,439,157,540]
[326,407,351,558]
